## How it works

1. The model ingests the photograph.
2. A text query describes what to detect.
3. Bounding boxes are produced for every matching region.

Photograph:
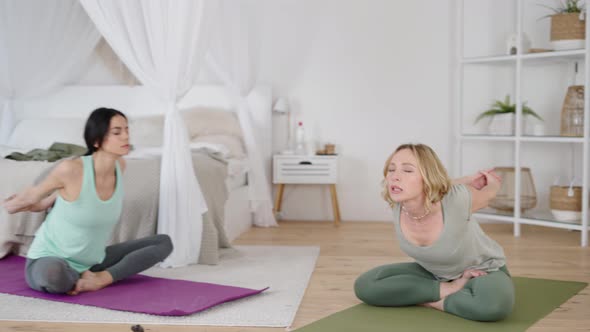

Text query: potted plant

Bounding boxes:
[475,95,543,135]
[540,0,586,50]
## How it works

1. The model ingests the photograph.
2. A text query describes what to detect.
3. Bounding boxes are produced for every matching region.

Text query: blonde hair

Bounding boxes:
[381,143,451,210]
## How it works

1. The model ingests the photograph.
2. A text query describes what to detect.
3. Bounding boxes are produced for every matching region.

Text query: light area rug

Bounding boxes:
[0,245,320,327]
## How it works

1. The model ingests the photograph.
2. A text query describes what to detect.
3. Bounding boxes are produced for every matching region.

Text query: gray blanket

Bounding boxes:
[0,152,230,265]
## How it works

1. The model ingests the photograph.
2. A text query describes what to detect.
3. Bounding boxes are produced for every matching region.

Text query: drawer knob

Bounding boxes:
[299,161,312,165]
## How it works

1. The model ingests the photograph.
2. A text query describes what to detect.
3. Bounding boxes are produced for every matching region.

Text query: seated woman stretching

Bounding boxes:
[3,108,173,295]
[354,143,514,321]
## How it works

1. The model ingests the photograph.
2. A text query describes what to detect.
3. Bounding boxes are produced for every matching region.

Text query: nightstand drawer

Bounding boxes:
[273,155,338,184]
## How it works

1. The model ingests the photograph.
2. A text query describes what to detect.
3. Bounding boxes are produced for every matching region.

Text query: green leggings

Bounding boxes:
[354,262,514,321]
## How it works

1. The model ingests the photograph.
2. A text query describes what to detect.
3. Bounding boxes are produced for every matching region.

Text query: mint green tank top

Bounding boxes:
[393,184,506,281]
[27,155,124,273]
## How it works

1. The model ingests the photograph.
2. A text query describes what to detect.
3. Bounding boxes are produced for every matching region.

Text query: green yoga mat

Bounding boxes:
[295,277,587,332]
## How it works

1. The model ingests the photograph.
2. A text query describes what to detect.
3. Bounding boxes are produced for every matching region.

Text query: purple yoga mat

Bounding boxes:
[0,255,267,316]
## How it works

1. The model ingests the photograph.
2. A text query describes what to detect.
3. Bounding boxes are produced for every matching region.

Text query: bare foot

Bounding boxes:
[440,269,487,298]
[420,269,488,311]
[419,298,444,311]
[67,270,114,295]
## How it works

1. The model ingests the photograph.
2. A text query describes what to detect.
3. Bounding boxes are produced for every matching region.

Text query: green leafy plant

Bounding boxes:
[474,95,543,124]
[539,0,585,17]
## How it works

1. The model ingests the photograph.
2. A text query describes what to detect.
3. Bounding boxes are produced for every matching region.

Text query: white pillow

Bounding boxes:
[130,110,245,154]
[182,108,243,139]
[191,135,246,159]
[8,118,86,149]
[129,115,164,148]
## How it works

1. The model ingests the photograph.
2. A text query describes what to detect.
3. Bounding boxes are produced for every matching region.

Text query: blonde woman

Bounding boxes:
[354,143,514,321]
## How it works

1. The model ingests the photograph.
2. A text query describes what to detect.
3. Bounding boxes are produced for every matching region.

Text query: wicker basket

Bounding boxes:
[550,185,582,211]
[551,13,585,41]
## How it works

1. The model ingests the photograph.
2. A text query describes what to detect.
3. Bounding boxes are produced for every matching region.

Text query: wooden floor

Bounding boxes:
[1,221,589,332]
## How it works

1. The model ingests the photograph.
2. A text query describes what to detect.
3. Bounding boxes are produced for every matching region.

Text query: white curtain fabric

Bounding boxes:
[0,0,100,144]
[80,0,213,267]
[207,1,277,227]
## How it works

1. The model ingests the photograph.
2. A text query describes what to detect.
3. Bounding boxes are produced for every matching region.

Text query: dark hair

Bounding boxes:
[84,107,127,156]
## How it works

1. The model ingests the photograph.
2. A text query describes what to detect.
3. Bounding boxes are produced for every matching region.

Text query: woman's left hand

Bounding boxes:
[469,172,487,190]
[469,168,501,190]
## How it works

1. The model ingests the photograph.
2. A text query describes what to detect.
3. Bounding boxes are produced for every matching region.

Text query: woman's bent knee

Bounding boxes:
[354,273,382,305]
[158,234,173,256]
[27,259,77,293]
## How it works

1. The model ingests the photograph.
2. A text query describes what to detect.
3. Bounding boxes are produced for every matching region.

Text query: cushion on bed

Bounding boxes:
[9,109,246,159]
[190,135,246,159]
[129,115,164,148]
[182,108,243,139]
[130,109,246,158]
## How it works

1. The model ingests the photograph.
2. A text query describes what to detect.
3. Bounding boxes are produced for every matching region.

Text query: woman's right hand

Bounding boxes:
[3,192,36,214]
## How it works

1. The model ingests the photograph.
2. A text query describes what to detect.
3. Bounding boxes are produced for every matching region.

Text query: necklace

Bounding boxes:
[401,204,431,220]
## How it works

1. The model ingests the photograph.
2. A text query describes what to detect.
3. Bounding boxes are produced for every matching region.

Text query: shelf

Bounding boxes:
[461,49,585,65]
[520,136,585,143]
[460,135,515,141]
[462,55,516,65]
[473,209,515,223]
[519,218,585,230]
[457,0,589,246]
[460,135,586,143]
[474,208,587,231]
[521,49,585,65]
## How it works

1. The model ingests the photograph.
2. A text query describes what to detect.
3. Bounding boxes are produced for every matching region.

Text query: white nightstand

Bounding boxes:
[272,154,341,226]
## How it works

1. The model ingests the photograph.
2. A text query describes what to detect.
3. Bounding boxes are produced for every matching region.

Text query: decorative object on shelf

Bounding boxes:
[506,32,531,55]
[560,85,585,137]
[317,143,336,155]
[550,178,584,223]
[475,95,543,135]
[539,0,586,50]
[528,48,554,53]
[325,143,335,155]
[273,97,294,154]
[489,167,537,212]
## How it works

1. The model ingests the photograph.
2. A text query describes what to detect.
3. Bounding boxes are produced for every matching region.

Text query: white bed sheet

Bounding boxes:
[226,158,248,191]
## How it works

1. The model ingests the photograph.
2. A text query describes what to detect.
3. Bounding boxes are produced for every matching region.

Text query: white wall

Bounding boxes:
[257,0,454,221]
[77,0,454,222]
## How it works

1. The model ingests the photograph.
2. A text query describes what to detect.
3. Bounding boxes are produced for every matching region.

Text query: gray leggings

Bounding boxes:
[25,234,173,294]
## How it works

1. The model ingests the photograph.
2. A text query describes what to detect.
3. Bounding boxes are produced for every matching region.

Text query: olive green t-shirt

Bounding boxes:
[393,184,506,281]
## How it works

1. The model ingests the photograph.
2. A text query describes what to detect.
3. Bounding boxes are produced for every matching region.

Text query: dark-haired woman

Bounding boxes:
[3,108,173,295]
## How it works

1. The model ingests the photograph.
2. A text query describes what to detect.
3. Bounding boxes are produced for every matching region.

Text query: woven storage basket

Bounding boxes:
[551,13,585,41]
[550,185,582,211]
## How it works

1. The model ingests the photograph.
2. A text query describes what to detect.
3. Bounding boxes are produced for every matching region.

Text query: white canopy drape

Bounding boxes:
[0,0,100,144]
[207,0,277,227]
[80,0,214,267]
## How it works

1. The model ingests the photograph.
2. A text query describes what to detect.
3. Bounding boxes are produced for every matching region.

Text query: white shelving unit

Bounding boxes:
[454,0,589,246]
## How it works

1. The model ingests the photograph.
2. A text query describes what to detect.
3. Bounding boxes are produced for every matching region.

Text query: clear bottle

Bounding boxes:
[295,121,306,154]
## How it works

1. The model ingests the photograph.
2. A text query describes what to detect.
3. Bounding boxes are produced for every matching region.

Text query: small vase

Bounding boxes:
[488,113,514,135]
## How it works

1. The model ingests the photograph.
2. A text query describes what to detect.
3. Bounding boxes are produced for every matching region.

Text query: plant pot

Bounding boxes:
[488,113,514,135]
[550,13,585,50]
